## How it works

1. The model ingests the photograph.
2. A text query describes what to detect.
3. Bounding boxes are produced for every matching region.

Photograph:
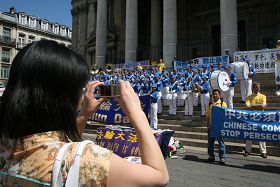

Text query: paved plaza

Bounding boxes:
[166,148,280,187]
[83,132,280,187]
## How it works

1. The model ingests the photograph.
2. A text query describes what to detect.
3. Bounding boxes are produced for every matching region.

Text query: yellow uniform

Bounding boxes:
[245,92,267,155]
[158,63,165,73]
[245,92,266,107]
[206,99,227,123]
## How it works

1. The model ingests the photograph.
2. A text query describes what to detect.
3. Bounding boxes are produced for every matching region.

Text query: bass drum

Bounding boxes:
[210,70,230,92]
[232,62,249,80]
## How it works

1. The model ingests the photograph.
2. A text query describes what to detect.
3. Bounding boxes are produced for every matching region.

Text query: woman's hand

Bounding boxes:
[76,81,105,135]
[115,80,143,119]
[79,81,105,117]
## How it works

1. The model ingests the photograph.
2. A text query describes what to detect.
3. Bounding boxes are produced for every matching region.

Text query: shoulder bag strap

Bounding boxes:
[52,143,72,187]
[65,140,95,187]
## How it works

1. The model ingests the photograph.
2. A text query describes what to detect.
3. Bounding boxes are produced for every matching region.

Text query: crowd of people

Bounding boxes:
[90,57,255,130]
[0,40,271,186]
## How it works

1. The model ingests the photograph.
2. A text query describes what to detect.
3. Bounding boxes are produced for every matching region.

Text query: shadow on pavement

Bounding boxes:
[182,155,280,174]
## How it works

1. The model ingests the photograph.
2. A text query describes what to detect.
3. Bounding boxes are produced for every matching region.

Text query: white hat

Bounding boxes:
[277,40,280,43]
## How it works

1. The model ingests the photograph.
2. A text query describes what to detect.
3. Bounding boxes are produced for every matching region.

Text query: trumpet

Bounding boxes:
[105,64,113,72]
[90,64,98,74]
[192,83,202,93]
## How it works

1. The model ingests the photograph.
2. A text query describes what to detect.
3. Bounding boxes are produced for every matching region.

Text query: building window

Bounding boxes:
[60,28,66,36]
[1,66,10,79]
[29,17,37,28]
[53,25,59,34]
[2,27,11,42]
[68,30,72,38]
[28,35,35,43]
[19,14,27,25]
[41,22,48,31]
[18,33,26,48]
[1,48,11,63]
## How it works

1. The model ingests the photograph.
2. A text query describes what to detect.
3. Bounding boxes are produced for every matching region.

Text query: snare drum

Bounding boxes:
[177,91,187,100]
[210,70,230,92]
[232,62,249,80]
[163,92,172,106]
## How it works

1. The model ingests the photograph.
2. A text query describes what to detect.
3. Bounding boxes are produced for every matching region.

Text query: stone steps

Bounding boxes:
[173,130,279,146]
[84,73,280,157]
[176,137,280,156]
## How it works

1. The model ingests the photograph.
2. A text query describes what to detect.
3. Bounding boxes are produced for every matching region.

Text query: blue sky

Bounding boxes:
[1,0,72,27]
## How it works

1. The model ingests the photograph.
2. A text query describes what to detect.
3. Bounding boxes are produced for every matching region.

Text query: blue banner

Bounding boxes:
[210,106,280,142]
[174,55,229,70]
[89,95,150,124]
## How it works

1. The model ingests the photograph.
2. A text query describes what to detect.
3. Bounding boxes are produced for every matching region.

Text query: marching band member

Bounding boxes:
[222,65,238,109]
[161,73,170,106]
[192,69,202,107]
[184,76,194,116]
[154,74,163,114]
[169,75,179,115]
[217,63,224,71]
[140,78,150,96]
[150,84,160,129]
[240,57,256,103]
[202,65,209,78]
[198,75,210,117]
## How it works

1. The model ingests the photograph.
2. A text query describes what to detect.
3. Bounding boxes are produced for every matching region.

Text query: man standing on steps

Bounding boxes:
[206,89,227,165]
[240,57,256,103]
[243,82,268,158]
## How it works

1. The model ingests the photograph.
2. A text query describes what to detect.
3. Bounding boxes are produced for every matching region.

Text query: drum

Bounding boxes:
[232,62,249,80]
[163,92,172,106]
[177,91,187,100]
[210,70,230,92]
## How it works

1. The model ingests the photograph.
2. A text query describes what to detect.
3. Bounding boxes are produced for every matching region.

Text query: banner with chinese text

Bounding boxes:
[210,106,280,142]
[89,95,150,125]
[234,48,280,73]
[174,55,229,70]
[95,127,163,157]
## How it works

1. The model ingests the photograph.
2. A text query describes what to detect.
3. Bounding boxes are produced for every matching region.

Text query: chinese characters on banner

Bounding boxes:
[89,95,150,125]
[112,60,150,70]
[234,48,280,73]
[95,127,163,157]
[174,55,229,70]
[210,106,280,142]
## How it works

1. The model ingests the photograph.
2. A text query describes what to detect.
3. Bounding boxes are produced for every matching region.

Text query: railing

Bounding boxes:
[0,35,16,44]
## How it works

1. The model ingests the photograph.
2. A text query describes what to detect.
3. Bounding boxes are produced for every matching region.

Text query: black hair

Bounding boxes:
[0,40,89,141]
[209,89,223,107]
[212,89,221,95]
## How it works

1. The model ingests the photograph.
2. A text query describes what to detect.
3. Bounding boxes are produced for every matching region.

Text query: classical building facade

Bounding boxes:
[71,0,280,68]
[0,7,72,86]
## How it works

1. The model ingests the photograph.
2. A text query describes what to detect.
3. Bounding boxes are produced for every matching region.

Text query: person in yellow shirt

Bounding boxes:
[243,82,268,158]
[158,58,165,73]
[206,89,227,165]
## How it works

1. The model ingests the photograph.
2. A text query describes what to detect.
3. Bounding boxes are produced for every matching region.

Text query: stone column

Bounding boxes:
[71,7,79,49]
[163,0,177,68]
[220,0,238,56]
[77,5,87,57]
[151,0,161,61]
[125,0,138,63]
[87,3,96,38]
[96,0,107,69]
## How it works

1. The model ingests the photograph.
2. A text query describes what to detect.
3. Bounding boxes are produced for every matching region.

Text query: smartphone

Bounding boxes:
[99,84,120,97]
